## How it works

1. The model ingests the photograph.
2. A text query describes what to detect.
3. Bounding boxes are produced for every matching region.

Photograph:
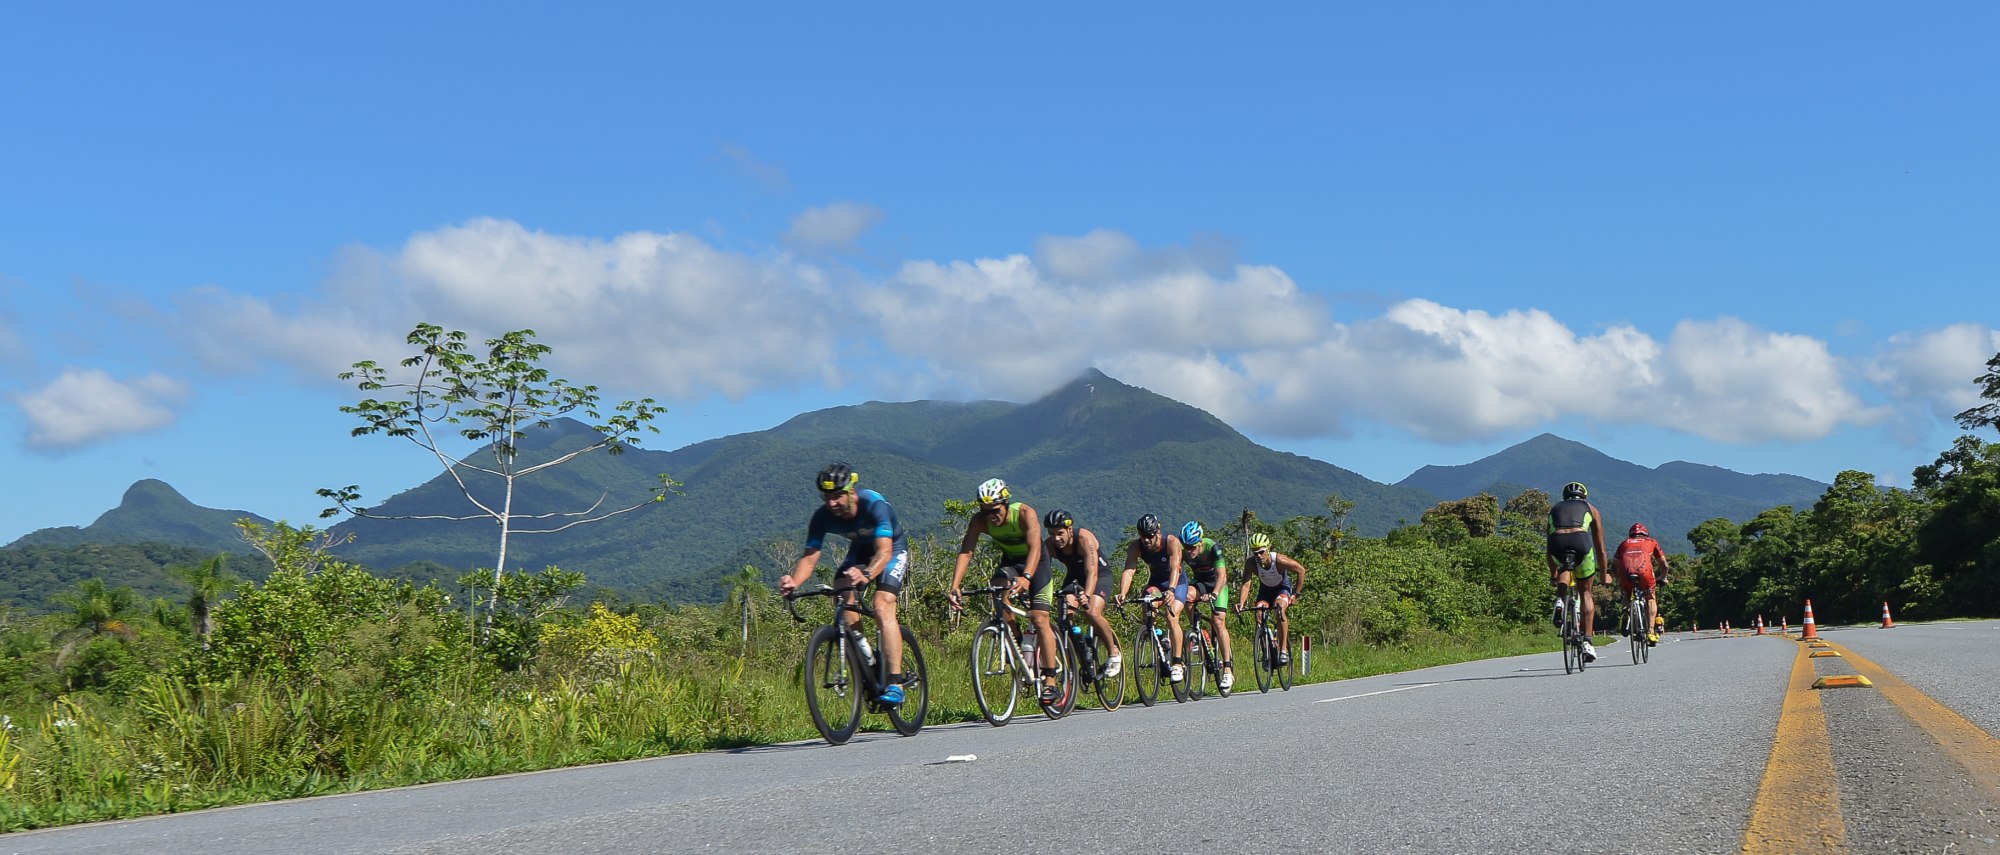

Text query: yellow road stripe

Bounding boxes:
[1742,645,1845,853]
[1821,640,2000,797]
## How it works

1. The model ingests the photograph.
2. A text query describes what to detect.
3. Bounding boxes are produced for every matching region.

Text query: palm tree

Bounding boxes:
[722,565,767,653]
[168,554,237,645]
[53,578,137,638]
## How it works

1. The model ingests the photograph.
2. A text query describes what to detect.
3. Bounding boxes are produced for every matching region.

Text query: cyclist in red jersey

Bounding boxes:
[1612,522,1673,646]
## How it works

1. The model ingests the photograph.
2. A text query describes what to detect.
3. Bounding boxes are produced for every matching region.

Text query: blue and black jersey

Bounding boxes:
[805,489,907,568]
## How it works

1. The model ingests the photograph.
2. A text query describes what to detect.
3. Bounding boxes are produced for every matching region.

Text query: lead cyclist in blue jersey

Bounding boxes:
[779,462,912,704]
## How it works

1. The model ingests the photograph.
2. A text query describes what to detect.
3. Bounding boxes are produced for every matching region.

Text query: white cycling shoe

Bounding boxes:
[1104,654,1123,678]
[1580,640,1598,663]
[1219,671,1234,690]
[1169,663,1185,682]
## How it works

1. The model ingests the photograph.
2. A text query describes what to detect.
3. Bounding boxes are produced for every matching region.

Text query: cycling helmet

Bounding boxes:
[1561,481,1589,500]
[1136,513,1162,537]
[1250,532,1272,551]
[816,462,857,493]
[1044,508,1074,530]
[976,478,1010,505]
[1629,522,1650,538]
[1180,521,1204,545]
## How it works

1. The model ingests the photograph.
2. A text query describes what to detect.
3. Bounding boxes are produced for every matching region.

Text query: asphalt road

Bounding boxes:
[6,621,1995,854]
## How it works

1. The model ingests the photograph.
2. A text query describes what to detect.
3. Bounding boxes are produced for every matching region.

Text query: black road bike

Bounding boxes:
[1056,583,1123,712]
[1240,603,1296,693]
[785,585,928,745]
[1182,595,1229,699]
[1121,591,1189,706]
[1554,551,1588,675]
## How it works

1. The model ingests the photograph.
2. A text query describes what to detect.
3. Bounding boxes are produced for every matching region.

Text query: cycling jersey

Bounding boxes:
[1613,535,1666,591]
[1252,551,1289,588]
[806,489,907,569]
[1135,537,1175,590]
[1546,498,1599,576]
[1046,532,1111,598]
[1183,537,1228,584]
[983,502,1034,560]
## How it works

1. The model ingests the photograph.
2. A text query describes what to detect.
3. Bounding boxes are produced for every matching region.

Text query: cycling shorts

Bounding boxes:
[1255,583,1294,606]
[836,549,909,596]
[1184,577,1229,611]
[1617,568,1656,593]
[1144,581,1189,606]
[1546,530,1598,579]
[995,558,1054,612]
[1063,566,1112,601]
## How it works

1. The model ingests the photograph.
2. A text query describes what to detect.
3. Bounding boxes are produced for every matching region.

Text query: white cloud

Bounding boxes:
[174,218,844,400]
[783,202,884,251]
[1865,322,2000,421]
[14,369,190,449]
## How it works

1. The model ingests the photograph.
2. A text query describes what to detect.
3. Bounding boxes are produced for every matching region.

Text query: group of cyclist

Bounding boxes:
[1545,481,1674,664]
[780,463,1306,706]
[775,463,1670,710]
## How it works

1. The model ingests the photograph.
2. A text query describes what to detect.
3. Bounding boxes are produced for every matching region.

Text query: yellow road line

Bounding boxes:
[1821,640,2000,797]
[1742,644,1845,854]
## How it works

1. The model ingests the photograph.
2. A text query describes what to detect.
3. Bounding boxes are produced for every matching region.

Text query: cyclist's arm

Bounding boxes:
[1166,539,1183,591]
[858,536,893,585]
[1119,544,1140,599]
[786,547,823,594]
[1022,508,1044,581]
[1588,503,1609,568]
[1278,553,1307,592]
[1653,541,1672,581]
[948,516,987,593]
[1079,530,1100,595]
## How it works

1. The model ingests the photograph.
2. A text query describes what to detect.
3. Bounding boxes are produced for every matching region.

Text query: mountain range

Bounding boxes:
[1,370,1832,603]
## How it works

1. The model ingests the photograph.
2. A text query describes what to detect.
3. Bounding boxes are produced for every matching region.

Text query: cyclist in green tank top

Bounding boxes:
[947,478,1060,702]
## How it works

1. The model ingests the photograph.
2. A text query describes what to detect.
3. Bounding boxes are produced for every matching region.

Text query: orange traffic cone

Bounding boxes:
[1722,619,1731,636]
[1801,600,1819,640]
[1781,616,1789,635]
[1880,602,1894,629]
[1756,615,1766,635]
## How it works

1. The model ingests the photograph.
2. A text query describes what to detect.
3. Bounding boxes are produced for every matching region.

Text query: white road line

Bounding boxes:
[1313,682,1439,704]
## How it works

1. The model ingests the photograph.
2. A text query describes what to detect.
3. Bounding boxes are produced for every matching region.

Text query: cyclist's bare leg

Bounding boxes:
[1578,574,1597,638]
[1210,607,1232,669]
[874,589,903,675]
[1275,595,1291,652]
[1166,596,1185,660]
[1030,608,1058,673]
[1086,593,1119,656]
[1645,588,1659,634]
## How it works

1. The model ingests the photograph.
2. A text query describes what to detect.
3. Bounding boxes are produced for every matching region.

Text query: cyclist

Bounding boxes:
[1547,481,1610,663]
[1043,508,1122,678]
[946,478,1059,703]
[779,462,911,704]
[1612,522,1673,646]
[1116,513,1187,684]
[1234,532,1305,666]
[1179,521,1235,690]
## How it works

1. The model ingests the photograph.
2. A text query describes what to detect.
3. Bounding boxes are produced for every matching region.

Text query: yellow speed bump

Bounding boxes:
[1812,674,1873,689]
[1808,650,1843,658]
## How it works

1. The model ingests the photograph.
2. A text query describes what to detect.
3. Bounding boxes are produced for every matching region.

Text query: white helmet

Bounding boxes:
[976,478,1010,504]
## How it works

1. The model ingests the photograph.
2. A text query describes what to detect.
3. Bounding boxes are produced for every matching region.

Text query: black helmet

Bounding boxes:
[1562,481,1588,501]
[816,462,858,494]
[1136,513,1162,537]
[1044,508,1074,530]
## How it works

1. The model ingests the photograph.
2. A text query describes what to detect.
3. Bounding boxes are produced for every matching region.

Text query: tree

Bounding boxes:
[167,553,237,644]
[1323,493,1357,554]
[721,565,766,652]
[318,323,674,639]
[1954,350,2000,433]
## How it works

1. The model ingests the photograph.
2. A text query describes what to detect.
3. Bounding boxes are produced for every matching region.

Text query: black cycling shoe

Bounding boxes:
[1039,682,1060,703]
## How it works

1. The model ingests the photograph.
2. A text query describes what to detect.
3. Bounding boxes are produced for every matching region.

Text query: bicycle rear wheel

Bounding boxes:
[1628,598,1645,665]
[1132,624,1161,706]
[803,625,862,745]
[1184,628,1208,700]
[1042,633,1077,719]
[971,623,1019,726]
[1252,623,1273,694]
[1093,628,1124,711]
[1278,633,1296,691]
[887,625,928,735]
[1561,596,1579,675]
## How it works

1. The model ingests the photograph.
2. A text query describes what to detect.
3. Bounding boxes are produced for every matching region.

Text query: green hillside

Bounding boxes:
[325,370,1435,600]
[1396,433,1829,553]
[7,479,271,554]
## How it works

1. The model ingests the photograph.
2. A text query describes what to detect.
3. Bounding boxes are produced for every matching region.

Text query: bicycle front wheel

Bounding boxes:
[1043,634,1077,719]
[1252,624,1273,694]
[1278,633,1296,691]
[1184,628,1208,701]
[971,623,1019,726]
[803,625,862,745]
[887,625,928,736]
[1132,625,1161,707]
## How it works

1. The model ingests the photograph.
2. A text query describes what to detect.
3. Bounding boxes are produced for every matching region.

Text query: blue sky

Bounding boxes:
[3,3,1996,544]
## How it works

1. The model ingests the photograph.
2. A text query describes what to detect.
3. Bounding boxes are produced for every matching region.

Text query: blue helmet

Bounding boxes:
[1180,521,1203,545]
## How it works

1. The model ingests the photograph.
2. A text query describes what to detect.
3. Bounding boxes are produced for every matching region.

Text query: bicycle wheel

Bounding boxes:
[1132,624,1161,707]
[1184,627,1208,700]
[1561,597,1579,675]
[887,625,928,736]
[1252,623,1273,694]
[1042,633,1078,719]
[1278,633,1296,691]
[971,622,1019,726]
[1093,628,1124,711]
[803,625,862,745]
[1628,598,1644,665]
